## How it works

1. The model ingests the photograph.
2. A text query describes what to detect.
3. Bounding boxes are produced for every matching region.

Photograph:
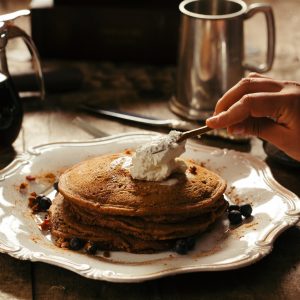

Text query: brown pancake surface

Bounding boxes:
[58,153,227,217]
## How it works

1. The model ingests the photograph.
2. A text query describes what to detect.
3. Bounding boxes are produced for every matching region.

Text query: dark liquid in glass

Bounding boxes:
[0,73,23,146]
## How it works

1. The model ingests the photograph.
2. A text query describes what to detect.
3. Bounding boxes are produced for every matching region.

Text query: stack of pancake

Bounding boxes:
[49,151,228,253]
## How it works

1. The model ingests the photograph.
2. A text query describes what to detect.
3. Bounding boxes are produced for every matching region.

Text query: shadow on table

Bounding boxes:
[266,158,300,198]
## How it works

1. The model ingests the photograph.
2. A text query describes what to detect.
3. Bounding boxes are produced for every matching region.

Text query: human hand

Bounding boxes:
[206,73,300,161]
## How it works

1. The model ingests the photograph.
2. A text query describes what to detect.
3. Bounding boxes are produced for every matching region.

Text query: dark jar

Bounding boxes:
[0,73,23,146]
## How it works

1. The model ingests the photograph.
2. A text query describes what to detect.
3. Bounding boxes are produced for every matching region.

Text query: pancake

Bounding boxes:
[50,195,181,253]
[58,152,227,217]
[49,151,228,253]
[50,194,228,253]
[64,194,228,240]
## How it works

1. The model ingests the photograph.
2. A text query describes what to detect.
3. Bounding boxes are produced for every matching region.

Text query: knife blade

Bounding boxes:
[80,105,197,131]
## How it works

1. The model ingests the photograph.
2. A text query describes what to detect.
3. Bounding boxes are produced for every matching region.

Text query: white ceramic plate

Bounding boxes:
[1,132,299,282]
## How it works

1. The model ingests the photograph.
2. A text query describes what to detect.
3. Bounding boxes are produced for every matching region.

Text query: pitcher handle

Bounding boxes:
[7,24,45,100]
[243,3,275,73]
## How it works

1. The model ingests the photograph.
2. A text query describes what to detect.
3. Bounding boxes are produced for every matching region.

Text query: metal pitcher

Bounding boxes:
[169,0,275,120]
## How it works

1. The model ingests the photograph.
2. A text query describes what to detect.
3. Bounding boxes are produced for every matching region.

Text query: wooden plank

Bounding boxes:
[1,1,300,299]
[0,254,32,300]
[32,262,162,300]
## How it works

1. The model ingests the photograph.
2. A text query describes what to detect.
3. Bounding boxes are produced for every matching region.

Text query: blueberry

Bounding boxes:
[174,239,189,255]
[228,205,240,212]
[84,241,98,255]
[37,195,52,210]
[174,237,195,255]
[185,237,196,251]
[240,204,252,218]
[69,237,84,250]
[228,210,243,225]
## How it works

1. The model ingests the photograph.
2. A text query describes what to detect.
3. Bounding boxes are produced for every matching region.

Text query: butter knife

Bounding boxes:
[80,105,250,142]
[80,105,196,131]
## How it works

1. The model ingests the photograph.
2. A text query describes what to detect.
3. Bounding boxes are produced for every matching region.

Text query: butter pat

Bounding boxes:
[130,131,187,181]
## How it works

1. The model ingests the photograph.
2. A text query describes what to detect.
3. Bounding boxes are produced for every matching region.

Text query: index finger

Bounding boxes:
[207,92,285,129]
[214,77,282,115]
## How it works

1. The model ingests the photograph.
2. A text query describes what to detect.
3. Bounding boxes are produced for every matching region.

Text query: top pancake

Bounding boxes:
[58,152,226,217]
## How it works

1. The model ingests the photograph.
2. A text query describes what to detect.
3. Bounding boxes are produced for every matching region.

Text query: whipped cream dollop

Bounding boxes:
[129,130,187,181]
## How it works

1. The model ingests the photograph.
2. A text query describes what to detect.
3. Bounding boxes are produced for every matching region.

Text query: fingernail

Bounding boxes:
[207,115,218,121]
[207,111,225,124]
[206,115,218,125]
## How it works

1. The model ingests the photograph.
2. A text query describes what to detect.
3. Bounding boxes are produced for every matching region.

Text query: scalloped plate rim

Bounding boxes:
[0,132,299,282]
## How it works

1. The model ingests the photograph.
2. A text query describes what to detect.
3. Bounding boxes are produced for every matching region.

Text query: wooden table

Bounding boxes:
[1,0,300,299]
